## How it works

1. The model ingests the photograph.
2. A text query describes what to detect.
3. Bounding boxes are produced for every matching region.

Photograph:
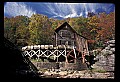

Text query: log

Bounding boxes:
[34,45,40,49]
[30,45,34,50]
[27,46,31,50]
[22,46,27,51]
[49,45,53,49]
[45,45,48,49]
[41,45,44,49]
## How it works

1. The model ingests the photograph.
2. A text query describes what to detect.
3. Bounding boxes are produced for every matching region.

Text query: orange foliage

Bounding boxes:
[87,40,96,44]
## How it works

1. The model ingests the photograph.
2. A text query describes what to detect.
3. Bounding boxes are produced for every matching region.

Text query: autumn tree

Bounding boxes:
[14,16,30,46]
[50,18,59,30]
[87,12,115,49]
[4,12,115,50]
[4,17,12,40]
[4,16,30,47]
[28,14,54,45]
[97,12,115,42]
[4,16,18,45]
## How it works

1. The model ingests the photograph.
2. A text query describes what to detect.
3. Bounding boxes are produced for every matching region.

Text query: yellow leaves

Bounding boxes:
[90,28,97,32]
[88,22,99,27]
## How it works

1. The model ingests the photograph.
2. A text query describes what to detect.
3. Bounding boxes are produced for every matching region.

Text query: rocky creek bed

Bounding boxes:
[31,39,115,79]
[37,69,114,78]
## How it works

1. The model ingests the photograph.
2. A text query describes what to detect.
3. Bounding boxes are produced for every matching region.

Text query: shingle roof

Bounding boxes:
[55,22,88,39]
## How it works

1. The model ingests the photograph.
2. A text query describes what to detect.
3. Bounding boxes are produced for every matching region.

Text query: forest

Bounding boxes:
[4,12,115,50]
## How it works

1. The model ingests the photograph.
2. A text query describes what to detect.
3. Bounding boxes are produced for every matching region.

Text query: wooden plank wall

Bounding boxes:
[75,34,88,53]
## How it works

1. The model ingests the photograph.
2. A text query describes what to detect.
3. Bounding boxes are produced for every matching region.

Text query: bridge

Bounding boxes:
[4,36,97,79]
[21,45,90,63]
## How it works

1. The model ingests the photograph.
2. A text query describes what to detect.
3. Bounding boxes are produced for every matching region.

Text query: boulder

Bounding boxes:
[59,71,68,76]
[110,48,115,52]
[109,44,115,47]
[44,71,51,75]
[101,49,113,55]
[107,40,115,44]
[105,45,110,50]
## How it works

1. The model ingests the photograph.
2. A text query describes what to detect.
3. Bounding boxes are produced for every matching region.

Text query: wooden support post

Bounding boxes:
[53,50,56,60]
[73,46,77,63]
[57,49,58,62]
[85,40,89,55]
[55,32,57,46]
[64,45,68,63]
[82,51,85,63]
[57,57,58,62]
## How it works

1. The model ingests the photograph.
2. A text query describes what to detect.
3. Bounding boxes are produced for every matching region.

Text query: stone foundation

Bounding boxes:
[32,61,88,71]
[93,39,115,78]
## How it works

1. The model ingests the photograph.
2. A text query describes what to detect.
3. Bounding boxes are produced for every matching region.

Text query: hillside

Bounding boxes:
[4,12,115,50]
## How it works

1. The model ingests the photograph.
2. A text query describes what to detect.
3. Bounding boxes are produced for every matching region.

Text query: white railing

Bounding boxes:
[22,45,67,60]
[22,45,97,62]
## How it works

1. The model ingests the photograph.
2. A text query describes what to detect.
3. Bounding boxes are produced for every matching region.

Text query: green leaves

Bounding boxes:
[28,14,54,45]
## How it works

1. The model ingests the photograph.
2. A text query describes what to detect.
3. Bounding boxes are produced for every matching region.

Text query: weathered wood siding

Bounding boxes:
[54,22,89,55]
[55,25,76,47]
[75,34,88,52]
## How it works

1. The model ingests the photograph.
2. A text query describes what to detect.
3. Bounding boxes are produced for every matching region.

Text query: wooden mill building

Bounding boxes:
[54,22,88,51]
[22,22,89,70]
[53,22,89,63]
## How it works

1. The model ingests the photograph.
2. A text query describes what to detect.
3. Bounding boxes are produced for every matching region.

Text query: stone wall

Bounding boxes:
[32,60,88,71]
[93,40,115,77]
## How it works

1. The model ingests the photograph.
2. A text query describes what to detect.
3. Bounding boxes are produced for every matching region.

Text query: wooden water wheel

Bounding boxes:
[67,49,76,63]
[67,49,83,63]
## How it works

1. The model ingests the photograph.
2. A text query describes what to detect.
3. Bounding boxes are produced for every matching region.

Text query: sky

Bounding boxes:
[4,2,115,19]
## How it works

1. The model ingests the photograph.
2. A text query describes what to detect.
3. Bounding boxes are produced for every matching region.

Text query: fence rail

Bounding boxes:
[22,45,98,63]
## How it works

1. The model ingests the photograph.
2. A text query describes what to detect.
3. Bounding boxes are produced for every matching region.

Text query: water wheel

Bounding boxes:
[67,49,76,63]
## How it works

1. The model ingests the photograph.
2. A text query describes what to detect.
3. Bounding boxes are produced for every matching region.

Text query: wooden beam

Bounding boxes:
[55,32,57,46]
[82,51,85,63]
[85,40,89,55]
[64,45,68,63]
[73,46,76,63]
